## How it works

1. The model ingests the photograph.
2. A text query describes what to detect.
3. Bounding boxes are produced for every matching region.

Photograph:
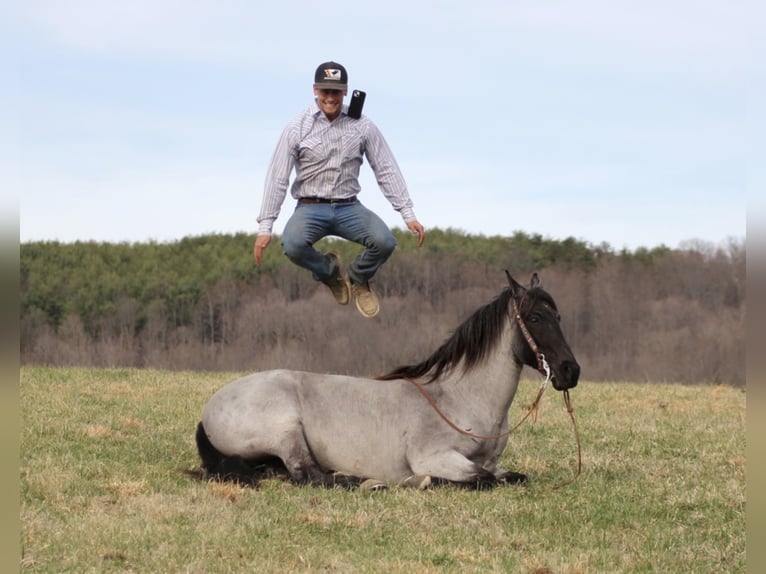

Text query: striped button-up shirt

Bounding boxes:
[257,101,417,235]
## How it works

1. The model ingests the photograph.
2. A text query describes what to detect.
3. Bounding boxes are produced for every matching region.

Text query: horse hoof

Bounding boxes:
[502,472,528,485]
[403,474,432,490]
[359,479,387,492]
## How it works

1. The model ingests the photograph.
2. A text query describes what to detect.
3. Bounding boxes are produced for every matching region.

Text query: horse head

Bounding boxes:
[506,271,580,391]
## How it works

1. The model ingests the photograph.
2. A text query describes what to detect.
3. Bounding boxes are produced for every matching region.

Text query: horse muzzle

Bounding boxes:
[551,360,580,391]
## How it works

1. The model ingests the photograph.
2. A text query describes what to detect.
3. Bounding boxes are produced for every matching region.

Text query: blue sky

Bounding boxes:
[6,0,756,251]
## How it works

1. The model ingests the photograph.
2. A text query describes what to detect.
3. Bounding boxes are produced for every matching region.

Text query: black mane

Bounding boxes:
[377,288,513,383]
[377,286,558,384]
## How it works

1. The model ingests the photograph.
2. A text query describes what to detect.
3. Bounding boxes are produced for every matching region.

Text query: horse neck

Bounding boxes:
[438,325,523,417]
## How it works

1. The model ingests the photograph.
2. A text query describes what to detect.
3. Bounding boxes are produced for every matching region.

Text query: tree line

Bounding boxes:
[20,229,746,385]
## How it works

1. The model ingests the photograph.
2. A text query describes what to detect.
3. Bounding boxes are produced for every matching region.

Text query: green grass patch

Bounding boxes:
[21,367,745,573]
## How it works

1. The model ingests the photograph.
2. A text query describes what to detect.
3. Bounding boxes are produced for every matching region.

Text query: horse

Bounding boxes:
[195,271,580,489]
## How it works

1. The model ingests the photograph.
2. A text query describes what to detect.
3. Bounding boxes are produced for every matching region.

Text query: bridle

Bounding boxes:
[511,291,582,488]
[511,295,550,379]
[405,289,581,488]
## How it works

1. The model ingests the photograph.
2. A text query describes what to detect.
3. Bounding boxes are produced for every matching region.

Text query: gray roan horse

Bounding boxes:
[195,272,580,489]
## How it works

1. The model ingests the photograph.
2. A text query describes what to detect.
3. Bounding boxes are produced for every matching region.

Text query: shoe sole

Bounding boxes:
[353,289,380,318]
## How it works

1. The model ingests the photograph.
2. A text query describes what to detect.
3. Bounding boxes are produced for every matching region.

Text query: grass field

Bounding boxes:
[20,367,745,573]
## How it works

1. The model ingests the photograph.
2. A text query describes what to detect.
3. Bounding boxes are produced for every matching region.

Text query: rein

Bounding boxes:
[405,294,582,487]
[405,376,548,441]
[554,389,581,489]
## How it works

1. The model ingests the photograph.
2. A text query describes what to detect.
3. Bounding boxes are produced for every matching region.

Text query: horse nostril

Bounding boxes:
[562,361,580,387]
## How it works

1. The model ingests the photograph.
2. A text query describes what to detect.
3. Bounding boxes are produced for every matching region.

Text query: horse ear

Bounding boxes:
[505,270,526,297]
[530,272,542,289]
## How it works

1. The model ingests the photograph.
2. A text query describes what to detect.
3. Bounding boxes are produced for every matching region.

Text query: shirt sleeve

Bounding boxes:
[363,121,418,223]
[257,124,297,235]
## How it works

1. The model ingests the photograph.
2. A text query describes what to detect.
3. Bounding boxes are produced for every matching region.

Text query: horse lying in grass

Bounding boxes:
[195,272,580,489]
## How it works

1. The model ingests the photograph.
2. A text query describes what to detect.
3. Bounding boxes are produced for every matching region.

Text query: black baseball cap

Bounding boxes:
[314,61,348,91]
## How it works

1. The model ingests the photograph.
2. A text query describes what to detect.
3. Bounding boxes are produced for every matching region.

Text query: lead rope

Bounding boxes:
[404,360,550,442]
[553,389,582,489]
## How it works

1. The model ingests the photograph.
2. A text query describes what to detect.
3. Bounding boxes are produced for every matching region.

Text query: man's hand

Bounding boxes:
[253,234,272,265]
[407,220,426,248]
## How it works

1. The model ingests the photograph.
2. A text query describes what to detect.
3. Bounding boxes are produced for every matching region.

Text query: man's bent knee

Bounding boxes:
[372,233,397,256]
[281,235,310,261]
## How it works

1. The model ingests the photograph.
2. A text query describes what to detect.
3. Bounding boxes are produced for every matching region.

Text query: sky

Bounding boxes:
[5,0,758,252]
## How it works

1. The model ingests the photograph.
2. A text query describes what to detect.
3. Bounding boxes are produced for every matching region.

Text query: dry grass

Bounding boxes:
[21,367,745,573]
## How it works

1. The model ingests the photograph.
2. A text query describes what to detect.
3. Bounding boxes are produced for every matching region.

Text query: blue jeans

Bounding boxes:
[281,200,397,285]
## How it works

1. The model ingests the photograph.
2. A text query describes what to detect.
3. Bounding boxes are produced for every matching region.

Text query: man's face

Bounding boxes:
[314,87,346,120]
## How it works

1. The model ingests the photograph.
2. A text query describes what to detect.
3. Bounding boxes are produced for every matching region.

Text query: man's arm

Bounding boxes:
[363,121,418,223]
[254,125,297,264]
[364,121,424,246]
[257,125,297,236]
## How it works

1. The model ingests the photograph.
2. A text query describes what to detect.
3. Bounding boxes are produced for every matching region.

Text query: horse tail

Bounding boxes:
[195,421,223,471]
[195,421,259,485]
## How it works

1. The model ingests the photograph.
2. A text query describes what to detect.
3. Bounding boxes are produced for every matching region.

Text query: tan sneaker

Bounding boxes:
[351,281,380,318]
[321,252,350,305]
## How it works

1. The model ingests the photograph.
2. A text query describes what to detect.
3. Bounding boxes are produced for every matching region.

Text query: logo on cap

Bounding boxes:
[323,68,342,80]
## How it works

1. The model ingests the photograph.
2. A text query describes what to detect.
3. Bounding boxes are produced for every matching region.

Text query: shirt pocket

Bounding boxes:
[340,131,364,163]
[297,134,326,162]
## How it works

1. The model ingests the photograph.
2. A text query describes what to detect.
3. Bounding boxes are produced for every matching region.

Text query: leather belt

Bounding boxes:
[298,197,357,205]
